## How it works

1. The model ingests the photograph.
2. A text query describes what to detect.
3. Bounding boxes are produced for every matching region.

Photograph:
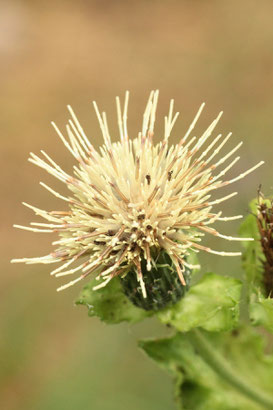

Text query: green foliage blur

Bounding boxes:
[2,1,273,409]
[140,327,273,410]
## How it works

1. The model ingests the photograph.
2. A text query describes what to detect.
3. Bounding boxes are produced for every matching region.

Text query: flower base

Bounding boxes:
[120,250,191,311]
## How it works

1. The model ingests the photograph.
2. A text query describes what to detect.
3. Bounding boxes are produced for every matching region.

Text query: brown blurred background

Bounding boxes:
[1,1,273,409]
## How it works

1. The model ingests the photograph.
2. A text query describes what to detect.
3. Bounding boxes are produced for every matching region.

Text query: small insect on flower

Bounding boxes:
[12,91,263,299]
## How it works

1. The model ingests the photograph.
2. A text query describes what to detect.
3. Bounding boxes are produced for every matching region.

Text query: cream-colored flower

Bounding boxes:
[12,91,263,296]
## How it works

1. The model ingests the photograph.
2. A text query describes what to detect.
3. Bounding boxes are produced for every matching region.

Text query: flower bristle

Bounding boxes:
[11,90,263,297]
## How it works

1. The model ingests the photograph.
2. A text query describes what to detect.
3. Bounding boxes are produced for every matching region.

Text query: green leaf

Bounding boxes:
[139,327,273,410]
[157,273,242,332]
[76,277,151,324]
[239,199,264,287]
[249,296,273,332]
[239,199,273,333]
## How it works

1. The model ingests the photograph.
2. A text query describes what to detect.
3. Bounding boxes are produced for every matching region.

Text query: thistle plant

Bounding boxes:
[12,92,273,409]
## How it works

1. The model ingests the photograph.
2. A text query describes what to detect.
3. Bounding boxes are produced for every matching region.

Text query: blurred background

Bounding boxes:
[1,0,273,409]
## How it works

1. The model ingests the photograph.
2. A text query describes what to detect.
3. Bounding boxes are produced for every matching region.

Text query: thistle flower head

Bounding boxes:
[12,91,263,297]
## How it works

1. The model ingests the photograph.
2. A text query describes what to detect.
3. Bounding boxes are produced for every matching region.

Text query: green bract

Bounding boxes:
[120,250,191,311]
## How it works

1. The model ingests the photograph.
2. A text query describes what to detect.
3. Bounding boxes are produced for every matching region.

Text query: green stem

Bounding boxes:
[190,329,273,410]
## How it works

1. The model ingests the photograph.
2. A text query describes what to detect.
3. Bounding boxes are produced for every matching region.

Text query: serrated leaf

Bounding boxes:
[139,327,273,410]
[239,199,273,333]
[157,273,242,332]
[76,277,151,324]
